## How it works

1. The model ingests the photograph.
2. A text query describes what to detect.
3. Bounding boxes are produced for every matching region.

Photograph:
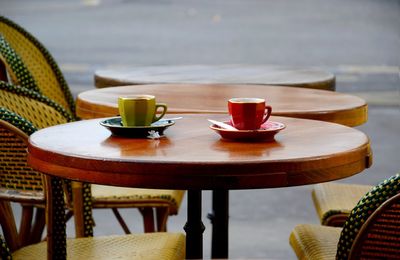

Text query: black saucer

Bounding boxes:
[100,117,175,138]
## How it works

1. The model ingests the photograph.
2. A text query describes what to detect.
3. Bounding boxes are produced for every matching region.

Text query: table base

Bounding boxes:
[209,189,229,259]
[184,190,205,259]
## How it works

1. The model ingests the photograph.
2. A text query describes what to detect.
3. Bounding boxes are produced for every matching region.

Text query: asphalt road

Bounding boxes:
[2,0,399,93]
[1,0,399,259]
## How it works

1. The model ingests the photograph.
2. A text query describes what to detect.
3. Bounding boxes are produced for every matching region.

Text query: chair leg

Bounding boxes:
[139,208,155,233]
[71,181,85,238]
[156,207,169,232]
[30,208,45,243]
[0,201,20,251]
[112,208,131,234]
[19,205,34,246]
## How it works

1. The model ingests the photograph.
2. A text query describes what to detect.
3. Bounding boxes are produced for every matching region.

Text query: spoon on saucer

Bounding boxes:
[163,117,183,121]
[208,119,238,131]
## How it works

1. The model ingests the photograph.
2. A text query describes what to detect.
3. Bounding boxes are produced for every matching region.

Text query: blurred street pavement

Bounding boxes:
[1,0,399,259]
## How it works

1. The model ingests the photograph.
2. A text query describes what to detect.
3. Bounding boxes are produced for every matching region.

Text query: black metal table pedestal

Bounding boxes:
[185,190,205,259]
[209,189,229,259]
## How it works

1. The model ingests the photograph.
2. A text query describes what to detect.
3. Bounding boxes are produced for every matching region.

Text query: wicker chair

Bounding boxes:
[0,108,47,250]
[0,82,182,243]
[0,15,185,233]
[0,108,185,260]
[0,81,92,248]
[0,16,75,117]
[290,174,400,260]
[312,182,373,227]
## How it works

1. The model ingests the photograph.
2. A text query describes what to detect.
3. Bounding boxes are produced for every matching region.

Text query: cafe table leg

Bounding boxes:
[184,189,205,259]
[209,189,229,259]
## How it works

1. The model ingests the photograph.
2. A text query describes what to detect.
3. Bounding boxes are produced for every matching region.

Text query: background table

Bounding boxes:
[94,65,336,91]
[77,84,367,127]
[28,114,372,259]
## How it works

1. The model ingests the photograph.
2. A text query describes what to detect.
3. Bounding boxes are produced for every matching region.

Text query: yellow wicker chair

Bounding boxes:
[0,83,76,248]
[311,182,373,227]
[0,16,75,116]
[290,174,400,260]
[0,110,47,250]
[0,15,185,233]
[0,108,185,260]
[0,82,182,241]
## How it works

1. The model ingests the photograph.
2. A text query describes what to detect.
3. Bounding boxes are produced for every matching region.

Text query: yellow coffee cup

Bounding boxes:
[118,95,167,126]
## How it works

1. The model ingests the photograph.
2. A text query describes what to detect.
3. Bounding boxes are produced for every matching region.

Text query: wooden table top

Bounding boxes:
[76,84,367,127]
[28,114,371,190]
[94,65,335,91]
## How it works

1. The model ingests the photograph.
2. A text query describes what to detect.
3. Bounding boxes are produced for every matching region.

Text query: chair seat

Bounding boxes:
[312,183,372,226]
[91,185,185,215]
[289,224,341,260]
[12,232,185,260]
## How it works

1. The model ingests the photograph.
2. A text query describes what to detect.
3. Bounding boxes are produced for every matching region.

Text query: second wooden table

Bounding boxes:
[77,84,367,127]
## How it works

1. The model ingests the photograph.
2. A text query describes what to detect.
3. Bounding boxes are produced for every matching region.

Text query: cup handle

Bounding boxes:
[262,105,272,124]
[153,103,168,122]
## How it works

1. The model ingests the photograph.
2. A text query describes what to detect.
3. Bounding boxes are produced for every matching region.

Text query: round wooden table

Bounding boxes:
[76,83,367,258]
[77,84,367,127]
[27,114,372,259]
[94,65,336,91]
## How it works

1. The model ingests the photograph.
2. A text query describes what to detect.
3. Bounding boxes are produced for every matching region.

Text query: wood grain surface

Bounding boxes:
[28,114,371,190]
[76,84,367,126]
[94,65,335,91]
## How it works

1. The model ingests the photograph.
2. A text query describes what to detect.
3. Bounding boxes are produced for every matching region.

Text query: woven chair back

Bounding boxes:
[0,80,73,198]
[0,82,93,246]
[0,107,44,200]
[0,80,72,194]
[349,192,400,259]
[0,112,91,255]
[0,80,73,196]
[336,174,400,259]
[0,81,73,128]
[0,16,76,117]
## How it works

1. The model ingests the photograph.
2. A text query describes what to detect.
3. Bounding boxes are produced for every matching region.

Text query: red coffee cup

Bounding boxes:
[228,98,272,130]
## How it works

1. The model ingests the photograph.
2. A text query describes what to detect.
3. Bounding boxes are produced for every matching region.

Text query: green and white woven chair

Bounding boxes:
[0,107,48,250]
[0,16,75,117]
[290,174,400,260]
[0,80,184,235]
[0,108,185,260]
[0,82,78,248]
[0,15,185,233]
